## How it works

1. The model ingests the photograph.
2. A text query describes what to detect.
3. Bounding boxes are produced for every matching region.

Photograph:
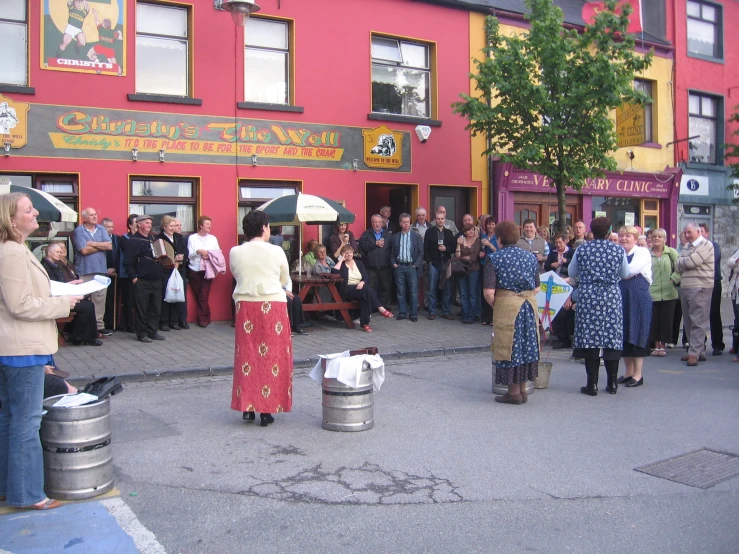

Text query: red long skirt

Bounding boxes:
[231,300,293,414]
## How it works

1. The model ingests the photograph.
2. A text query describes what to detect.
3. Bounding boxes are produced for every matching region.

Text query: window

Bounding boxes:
[129,179,197,234]
[371,36,430,118]
[0,0,27,86]
[136,3,189,96]
[687,1,722,59]
[688,93,719,164]
[633,79,654,143]
[244,18,289,105]
[238,183,298,263]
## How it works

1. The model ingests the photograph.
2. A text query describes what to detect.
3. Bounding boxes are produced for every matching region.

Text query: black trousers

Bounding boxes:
[552,308,575,345]
[160,270,187,326]
[103,277,116,330]
[69,299,98,342]
[119,278,136,332]
[367,266,392,307]
[650,299,677,344]
[709,280,724,351]
[286,294,305,330]
[344,284,381,326]
[133,278,162,339]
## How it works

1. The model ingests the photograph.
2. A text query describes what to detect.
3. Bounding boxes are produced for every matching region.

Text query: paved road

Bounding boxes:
[5,351,736,553]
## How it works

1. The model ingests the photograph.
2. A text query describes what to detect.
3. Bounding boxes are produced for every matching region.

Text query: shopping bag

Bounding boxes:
[164,270,185,303]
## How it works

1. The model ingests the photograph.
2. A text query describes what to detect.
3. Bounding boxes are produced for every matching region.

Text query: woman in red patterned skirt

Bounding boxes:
[230,210,292,427]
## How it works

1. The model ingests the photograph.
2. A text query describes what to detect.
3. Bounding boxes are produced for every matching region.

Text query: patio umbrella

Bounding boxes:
[256,192,355,225]
[0,183,78,223]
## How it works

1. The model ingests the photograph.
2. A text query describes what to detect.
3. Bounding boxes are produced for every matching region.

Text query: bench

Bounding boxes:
[56,315,75,347]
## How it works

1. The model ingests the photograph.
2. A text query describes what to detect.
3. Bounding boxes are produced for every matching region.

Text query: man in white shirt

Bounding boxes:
[187,216,220,327]
[411,207,430,310]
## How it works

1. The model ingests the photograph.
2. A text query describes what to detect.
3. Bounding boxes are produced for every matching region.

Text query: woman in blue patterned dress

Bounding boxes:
[568,217,629,396]
[483,221,540,405]
[617,226,653,388]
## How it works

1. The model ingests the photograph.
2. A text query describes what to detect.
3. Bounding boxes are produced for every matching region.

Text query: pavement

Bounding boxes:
[55,297,737,385]
[3,349,738,553]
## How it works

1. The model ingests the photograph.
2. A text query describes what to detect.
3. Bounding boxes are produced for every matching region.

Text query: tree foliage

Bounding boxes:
[453,0,653,231]
[725,106,739,203]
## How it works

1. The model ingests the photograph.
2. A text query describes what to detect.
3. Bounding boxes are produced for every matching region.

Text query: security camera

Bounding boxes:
[415,125,431,143]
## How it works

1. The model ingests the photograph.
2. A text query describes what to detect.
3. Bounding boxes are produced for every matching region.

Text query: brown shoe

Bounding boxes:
[495,393,523,405]
[428,314,436,320]
[687,355,698,367]
[442,314,455,320]
[680,354,690,361]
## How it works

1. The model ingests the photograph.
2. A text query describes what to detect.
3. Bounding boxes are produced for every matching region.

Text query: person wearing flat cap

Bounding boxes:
[123,215,165,343]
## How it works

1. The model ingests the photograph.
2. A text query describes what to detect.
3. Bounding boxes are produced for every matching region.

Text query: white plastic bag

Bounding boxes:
[164,270,185,303]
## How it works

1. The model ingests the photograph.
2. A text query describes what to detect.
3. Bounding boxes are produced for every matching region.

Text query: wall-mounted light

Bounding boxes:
[131,147,138,161]
[159,149,165,162]
[3,143,10,157]
[352,159,359,171]
[627,150,635,160]
[215,0,260,27]
[252,154,258,166]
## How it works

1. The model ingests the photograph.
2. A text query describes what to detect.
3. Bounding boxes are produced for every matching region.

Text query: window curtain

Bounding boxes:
[177,183,194,232]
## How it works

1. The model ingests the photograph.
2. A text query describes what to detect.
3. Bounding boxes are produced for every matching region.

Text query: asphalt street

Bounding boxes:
[5,351,735,553]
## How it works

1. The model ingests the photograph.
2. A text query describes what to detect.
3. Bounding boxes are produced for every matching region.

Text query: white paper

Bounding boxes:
[625,212,635,226]
[536,271,574,331]
[50,275,111,297]
[52,392,99,408]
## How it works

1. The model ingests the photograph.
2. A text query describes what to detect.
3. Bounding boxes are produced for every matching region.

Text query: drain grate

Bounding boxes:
[635,449,739,489]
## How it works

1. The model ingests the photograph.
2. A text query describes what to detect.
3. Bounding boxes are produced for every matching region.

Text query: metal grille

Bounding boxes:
[635,449,739,489]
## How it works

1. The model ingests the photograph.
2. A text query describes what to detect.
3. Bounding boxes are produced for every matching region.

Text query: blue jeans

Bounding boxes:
[428,263,452,316]
[394,264,419,318]
[0,363,46,507]
[457,269,481,322]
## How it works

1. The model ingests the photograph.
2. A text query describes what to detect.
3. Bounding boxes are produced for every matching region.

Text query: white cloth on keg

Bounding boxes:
[309,351,385,391]
[52,392,98,407]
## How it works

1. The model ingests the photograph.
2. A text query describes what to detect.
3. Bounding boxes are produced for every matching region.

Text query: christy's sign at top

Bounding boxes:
[3,96,410,171]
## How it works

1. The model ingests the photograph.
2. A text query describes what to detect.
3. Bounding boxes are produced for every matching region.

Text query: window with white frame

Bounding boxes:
[244,18,289,105]
[371,36,430,118]
[688,93,719,164]
[130,179,196,235]
[633,79,654,143]
[0,0,28,86]
[687,1,722,59]
[135,2,189,96]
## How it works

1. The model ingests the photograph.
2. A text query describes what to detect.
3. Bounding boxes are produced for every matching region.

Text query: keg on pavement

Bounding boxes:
[322,347,376,432]
[40,395,114,500]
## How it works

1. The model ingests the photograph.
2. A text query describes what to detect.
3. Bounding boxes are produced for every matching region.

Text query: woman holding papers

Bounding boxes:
[42,242,101,346]
[0,192,82,510]
[230,210,293,427]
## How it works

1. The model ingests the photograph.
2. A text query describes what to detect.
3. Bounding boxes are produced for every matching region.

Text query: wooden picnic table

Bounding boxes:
[293,275,358,330]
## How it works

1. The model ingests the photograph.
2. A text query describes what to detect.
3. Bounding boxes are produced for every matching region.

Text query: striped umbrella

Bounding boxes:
[256,192,354,225]
[0,183,78,223]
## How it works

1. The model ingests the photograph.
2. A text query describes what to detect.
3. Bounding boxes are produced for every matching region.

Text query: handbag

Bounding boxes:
[164,269,185,303]
[450,257,468,276]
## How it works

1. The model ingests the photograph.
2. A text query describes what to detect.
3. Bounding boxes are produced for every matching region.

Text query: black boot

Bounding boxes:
[605,360,619,394]
[260,413,274,427]
[580,375,598,396]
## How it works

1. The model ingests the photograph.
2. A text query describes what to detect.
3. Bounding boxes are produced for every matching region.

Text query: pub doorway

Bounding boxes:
[430,186,473,231]
[365,183,416,231]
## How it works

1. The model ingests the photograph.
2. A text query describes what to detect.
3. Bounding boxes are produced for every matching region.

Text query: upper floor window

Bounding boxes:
[633,79,654,143]
[244,18,290,105]
[688,93,719,164]
[136,2,189,96]
[687,1,722,59]
[0,0,28,86]
[371,36,430,118]
[130,179,196,234]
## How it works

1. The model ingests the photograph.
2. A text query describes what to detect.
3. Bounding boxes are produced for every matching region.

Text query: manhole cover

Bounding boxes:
[635,449,739,489]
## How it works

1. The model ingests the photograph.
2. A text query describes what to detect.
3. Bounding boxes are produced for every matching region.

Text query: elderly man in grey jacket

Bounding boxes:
[677,222,715,366]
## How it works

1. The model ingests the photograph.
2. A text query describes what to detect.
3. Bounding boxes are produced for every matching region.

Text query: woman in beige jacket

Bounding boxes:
[0,192,81,510]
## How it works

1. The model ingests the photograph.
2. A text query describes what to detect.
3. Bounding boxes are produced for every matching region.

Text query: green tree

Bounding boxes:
[725,106,739,202]
[453,0,653,231]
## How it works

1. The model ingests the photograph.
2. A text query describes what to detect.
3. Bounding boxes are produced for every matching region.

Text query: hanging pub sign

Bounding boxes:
[616,103,645,148]
[3,99,412,171]
[42,0,126,77]
[0,95,29,149]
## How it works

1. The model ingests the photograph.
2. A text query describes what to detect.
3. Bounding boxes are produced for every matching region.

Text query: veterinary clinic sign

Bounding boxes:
[14,102,412,171]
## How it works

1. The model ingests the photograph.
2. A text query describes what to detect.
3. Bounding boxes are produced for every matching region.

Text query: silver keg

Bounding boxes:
[41,395,114,500]
[322,361,374,432]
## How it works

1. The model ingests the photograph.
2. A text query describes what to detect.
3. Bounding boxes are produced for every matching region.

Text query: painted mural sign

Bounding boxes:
[616,103,645,148]
[0,95,29,149]
[8,101,411,171]
[507,169,673,198]
[42,0,126,76]
[362,125,404,169]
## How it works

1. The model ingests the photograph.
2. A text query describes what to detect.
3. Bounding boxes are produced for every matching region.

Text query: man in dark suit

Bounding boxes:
[424,211,456,320]
[101,217,119,331]
[390,213,424,322]
[359,214,393,306]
